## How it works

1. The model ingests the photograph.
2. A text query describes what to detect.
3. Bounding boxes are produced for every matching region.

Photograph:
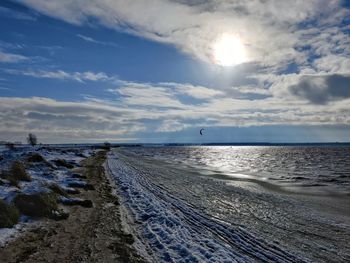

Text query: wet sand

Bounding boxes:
[0,150,145,263]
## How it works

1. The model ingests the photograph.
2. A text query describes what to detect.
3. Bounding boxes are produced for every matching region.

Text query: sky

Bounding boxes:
[0,0,350,143]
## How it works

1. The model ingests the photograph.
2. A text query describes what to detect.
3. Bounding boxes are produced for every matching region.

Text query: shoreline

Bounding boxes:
[0,150,146,263]
[1,146,349,262]
[108,148,350,262]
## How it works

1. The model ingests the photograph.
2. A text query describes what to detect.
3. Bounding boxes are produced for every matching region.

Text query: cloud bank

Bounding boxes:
[288,74,350,104]
[19,0,350,70]
[1,74,349,142]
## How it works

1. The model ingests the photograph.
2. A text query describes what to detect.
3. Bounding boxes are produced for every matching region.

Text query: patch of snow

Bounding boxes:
[0,185,20,202]
[0,146,97,240]
[0,226,19,247]
[0,218,37,247]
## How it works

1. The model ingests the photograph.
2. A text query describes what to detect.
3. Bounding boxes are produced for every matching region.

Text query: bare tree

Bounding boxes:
[27,133,37,146]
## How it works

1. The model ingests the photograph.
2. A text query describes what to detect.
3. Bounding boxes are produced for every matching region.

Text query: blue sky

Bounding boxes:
[0,0,350,143]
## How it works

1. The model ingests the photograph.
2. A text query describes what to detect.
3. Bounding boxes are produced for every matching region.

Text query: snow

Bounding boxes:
[0,217,37,247]
[0,224,20,247]
[0,146,95,200]
[0,145,97,238]
[107,151,306,262]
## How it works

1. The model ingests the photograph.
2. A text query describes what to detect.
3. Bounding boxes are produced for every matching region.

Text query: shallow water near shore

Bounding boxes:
[125,146,350,196]
[108,146,350,262]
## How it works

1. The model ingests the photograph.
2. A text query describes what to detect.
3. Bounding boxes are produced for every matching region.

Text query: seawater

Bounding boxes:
[124,146,350,196]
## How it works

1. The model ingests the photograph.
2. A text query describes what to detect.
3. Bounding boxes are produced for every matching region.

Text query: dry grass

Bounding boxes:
[0,199,20,228]
[14,192,58,218]
[10,161,32,182]
[47,183,68,197]
[26,153,45,163]
[53,159,74,169]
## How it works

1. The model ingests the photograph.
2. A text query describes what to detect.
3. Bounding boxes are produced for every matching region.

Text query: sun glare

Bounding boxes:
[213,34,247,66]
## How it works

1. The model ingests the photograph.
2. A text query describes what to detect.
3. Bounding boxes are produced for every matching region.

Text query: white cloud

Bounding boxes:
[19,0,350,70]
[0,1,349,142]
[76,34,97,43]
[76,34,119,47]
[312,55,350,74]
[162,82,224,99]
[2,65,349,137]
[107,77,350,130]
[109,81,224,108]
[1,78,350,142]
[0,96,144,143]
[155,119,190,132]
[0,50,28,63]
[111,82,186,108]
[5,69,113,82]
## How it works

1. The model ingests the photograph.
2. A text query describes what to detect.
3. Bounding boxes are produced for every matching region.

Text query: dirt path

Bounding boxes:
[0,150,146,263]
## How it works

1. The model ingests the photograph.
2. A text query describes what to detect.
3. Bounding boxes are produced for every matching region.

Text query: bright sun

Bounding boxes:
[213,34,247,66]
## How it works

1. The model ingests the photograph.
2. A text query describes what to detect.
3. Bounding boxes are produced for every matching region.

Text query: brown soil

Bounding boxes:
[0,150,146,263]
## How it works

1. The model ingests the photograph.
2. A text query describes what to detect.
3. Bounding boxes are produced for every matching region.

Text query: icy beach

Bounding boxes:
[0,146,96,244]
[107,146,350,262]
[1,145,349,262]
[0,146,145,262]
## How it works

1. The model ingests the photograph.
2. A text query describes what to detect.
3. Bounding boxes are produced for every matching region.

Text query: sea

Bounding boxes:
[126,145,350,197]
[108,145,350,262]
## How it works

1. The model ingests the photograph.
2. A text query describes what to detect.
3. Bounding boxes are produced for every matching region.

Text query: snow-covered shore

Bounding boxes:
[109,147,350,262]
[2,145,348,262]
[107,149,311,263]
[0,146,97,246]
[1,149,145,262]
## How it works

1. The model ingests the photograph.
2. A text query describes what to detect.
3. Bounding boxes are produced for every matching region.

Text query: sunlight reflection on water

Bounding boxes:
[124,146,350,196]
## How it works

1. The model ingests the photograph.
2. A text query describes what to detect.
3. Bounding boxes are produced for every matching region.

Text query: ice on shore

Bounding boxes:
[107,151,306,263]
